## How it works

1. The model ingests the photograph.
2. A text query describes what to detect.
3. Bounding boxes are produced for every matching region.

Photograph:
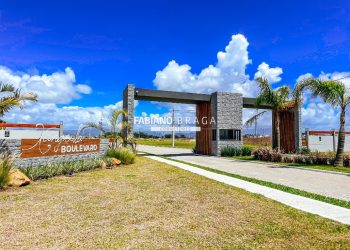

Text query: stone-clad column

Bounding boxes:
[211,92,243,156]
[123,84,135,138]
[294,103,302,151]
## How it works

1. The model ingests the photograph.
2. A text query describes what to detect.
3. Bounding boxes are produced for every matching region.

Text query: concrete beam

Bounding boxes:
[134,88,211,104]
[135,88,272,109]
[242,97,273,109]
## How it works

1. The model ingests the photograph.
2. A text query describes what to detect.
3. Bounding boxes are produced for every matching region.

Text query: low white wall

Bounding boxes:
[0,130,59,139]
[308,134,350,152]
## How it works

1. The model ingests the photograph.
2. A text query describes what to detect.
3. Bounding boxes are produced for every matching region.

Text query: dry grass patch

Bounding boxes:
[0,157,350,249]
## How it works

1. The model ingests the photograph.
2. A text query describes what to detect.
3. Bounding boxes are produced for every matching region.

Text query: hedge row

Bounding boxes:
[253,147,350,166]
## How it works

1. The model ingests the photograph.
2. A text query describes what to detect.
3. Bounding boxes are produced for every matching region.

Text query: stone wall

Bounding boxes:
[294,103,302,151]
[123,84,135,137]
[211,92,243,156]
[211,93,218,155]
[1,139,109,167]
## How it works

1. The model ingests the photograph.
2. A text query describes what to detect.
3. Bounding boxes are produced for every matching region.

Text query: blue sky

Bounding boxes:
[0,0,349,131]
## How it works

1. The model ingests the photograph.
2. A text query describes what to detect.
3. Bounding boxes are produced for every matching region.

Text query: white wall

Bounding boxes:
[0,129,60,139]
[308,134,350,152]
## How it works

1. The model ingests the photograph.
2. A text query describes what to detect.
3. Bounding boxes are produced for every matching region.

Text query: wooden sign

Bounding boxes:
[20,138,100,158]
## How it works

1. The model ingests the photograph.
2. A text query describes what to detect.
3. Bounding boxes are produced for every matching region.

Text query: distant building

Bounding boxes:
[0,123,63,139]
[305,129,350,152]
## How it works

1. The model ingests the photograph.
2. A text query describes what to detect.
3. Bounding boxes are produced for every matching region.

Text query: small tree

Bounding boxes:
[84,109,136,150]
[255,77,291,151]
[293,77,349,166]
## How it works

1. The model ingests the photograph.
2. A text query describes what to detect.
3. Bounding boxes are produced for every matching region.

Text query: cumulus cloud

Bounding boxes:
[3,101,123,130]
[0,65,128,131]
[0,66,91,104]
[254,62,283,83]
[154,34,283,97]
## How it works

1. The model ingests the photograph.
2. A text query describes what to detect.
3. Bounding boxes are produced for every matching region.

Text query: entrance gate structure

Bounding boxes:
[123,84,301,156]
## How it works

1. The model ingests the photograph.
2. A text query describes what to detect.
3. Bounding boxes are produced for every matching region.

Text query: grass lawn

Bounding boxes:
[1,158,350,248]
[136,138,195,149]
[231,156,350,174]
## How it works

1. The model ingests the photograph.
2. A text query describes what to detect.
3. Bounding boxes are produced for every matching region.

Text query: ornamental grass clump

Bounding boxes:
[252,147,282,162]
[0,154,13,189]
[19,158,107,181]
[106,147,136,165]
[220,146,252,157]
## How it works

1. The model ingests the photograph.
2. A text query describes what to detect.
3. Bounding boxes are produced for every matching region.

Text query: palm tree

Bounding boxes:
[0,82,37,119]
[244,110,267,137]
[293,77,349,166]
[84,109,136,150]
[255,77,291,151]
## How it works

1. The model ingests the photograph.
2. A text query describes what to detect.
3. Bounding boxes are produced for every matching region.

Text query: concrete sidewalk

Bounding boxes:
[145,155,350,225]
[138,145,350,201]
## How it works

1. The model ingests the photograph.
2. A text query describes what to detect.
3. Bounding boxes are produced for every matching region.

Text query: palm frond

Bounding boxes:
[110,109,127,131]
[244,111,267,127]
[0,83,38,118]
[0,97,21,107]
[0,82,15,93]
[83,122,106,135]
[255,77,276,107]
[345,95,350,106]
[301,78,344,106]
[18,92,38,102]
[275,86,291,109]
[292,78,312,101]
[111,109,127,122]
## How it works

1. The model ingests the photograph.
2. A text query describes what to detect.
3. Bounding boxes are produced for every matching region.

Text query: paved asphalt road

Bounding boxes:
[138,145,350,201]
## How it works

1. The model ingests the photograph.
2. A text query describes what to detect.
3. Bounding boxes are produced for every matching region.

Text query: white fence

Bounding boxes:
[305,130,350,152]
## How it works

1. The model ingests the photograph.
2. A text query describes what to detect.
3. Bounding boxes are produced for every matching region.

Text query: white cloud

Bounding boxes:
[0,65,141,133]
[254,62,283,83]
[301,102,339,130]
[3,101,123,130]
[153,34,283,97]
[0,66,91,104]
[217,34,251,74]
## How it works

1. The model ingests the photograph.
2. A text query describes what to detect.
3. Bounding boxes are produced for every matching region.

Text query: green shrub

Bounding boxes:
[241,146,252,156]
[221,146,252,157]
[0,154,13,189]
[106,147,136,164]
[18,158,105,181]
[296,147,311,155]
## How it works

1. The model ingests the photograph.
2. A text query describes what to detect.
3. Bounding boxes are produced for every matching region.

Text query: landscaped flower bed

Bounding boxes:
[106,147,136,164]
[18,158,112,181]
[252,147,350,167]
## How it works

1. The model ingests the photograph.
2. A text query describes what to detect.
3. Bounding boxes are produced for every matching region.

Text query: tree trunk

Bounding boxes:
[274,111,281,152]
[334,108,346,166]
